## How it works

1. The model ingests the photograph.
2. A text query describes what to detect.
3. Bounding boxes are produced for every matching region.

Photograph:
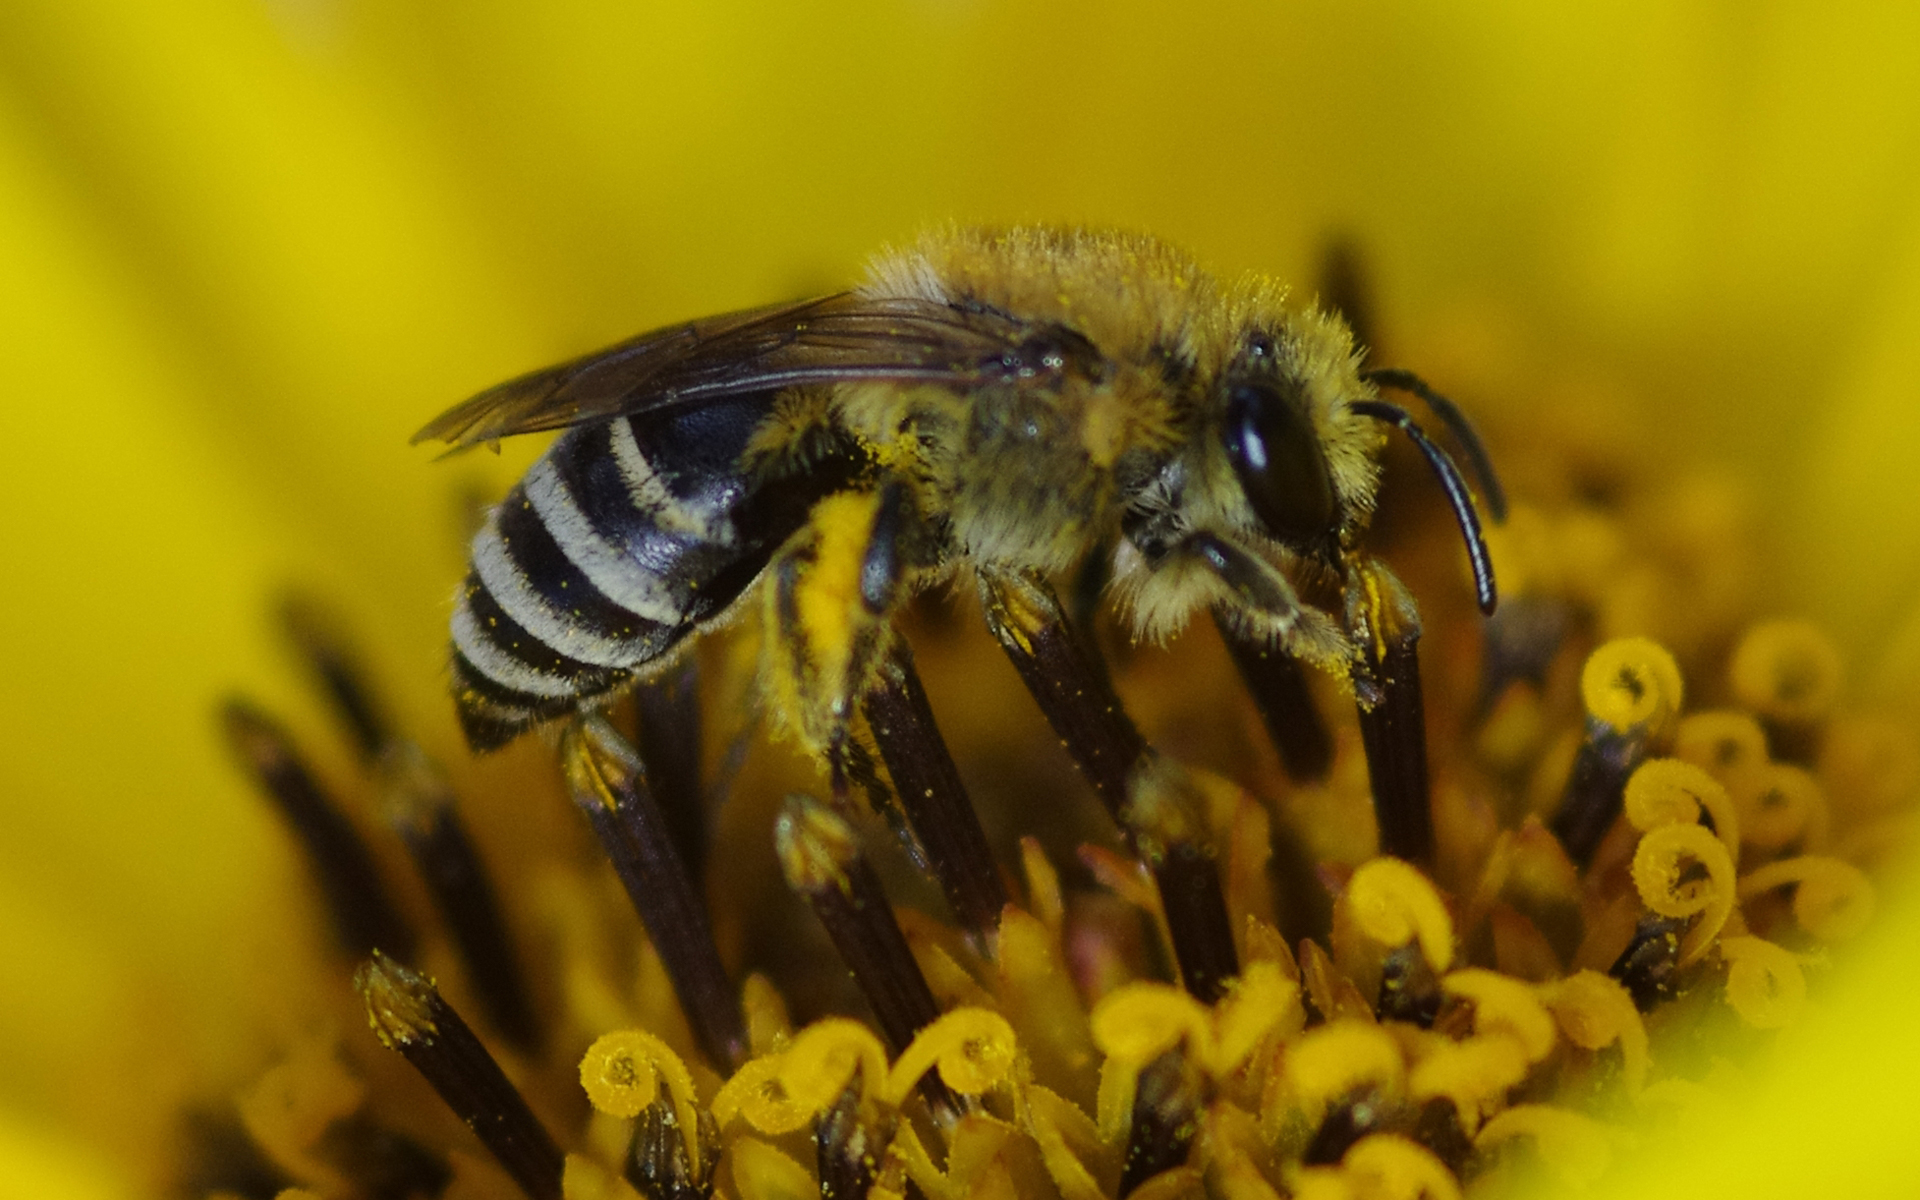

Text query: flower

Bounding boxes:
[1,3,1917,1197]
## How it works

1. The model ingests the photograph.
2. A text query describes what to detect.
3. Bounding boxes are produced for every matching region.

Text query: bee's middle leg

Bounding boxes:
[764,481,1008,940]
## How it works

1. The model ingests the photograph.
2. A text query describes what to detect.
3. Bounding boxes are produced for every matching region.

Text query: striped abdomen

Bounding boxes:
[451,395,861,750]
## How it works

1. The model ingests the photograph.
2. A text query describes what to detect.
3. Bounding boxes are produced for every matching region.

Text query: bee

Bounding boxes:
[417,226,1500,757]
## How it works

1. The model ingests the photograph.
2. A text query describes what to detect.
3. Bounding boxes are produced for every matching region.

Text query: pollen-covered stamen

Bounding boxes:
[1549,638,1684,870]
[279,594,394,762]
[379,742,542,1053]
[1347,563,1435,865]
[563,716,748,1070]
[775,796,945,1060]
[816,1077,895,1200]
[1126,760,1241,1005]
[863,641,1010,942]
[1213,613,1334,782]
[1729,618,1844,762]
[1117,1051,1200,1197]
[356,953,565,1200]
[221,698,416,962]
[626,1095,718,1200]
[633,661,710,886]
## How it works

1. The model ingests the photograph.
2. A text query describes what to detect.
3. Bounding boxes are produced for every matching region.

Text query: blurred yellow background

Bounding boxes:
[0,1,1916,1196]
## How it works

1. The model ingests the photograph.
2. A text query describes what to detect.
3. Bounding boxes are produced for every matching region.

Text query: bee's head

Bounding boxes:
[1219,332,1342,560]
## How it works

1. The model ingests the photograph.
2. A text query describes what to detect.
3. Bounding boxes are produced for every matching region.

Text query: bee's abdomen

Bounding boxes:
[451,396,864,750]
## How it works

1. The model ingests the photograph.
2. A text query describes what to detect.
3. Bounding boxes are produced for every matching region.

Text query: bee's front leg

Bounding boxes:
[763,481,1008,941]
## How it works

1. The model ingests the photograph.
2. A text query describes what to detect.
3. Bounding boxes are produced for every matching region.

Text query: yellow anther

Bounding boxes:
[886,1008,1020,1103]
[1580,637,1683,733]
[777,1018,889,1118]
[1631,823,1736,966]
[1537,970,1649,1094]
[1729,618,1843,724]
[1408,1035,1529,1130]
[1672,710,1770,778]
[1737,855,1876,941]
[1475,1105,1614,1188]
[1342,1135,1462,1200]
[1346,858,1455,971]
[711,1056,810,1135]
[1623,758,1740,863]
[1089,981,1210,1067]
[1733,763,1829,852]
[1441,969,1557,1062]
[1719,936,1808,1030]
[1287,1021,1405,1106]
[578,1030,701,1163]
[1212,962,1302,1075]
[578,1030,661,1118]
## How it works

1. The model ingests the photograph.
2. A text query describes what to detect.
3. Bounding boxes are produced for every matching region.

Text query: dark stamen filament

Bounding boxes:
[633,661,709,885]
[380,743,542,1053]
[1118,1051,1198,1197]
[863,641,1010,941]
[313,1110,452,1200]
[816,1077,893,1200]
[776,795,961,1118]
[1347,566,1435,865]
[1213,612,1334,782]
[776,795,943,1055]
[279,595,393,762]
[221,698,415,962]
[356,953,564,1200]
[1549,717,1649,870]
[564,716,748,1071]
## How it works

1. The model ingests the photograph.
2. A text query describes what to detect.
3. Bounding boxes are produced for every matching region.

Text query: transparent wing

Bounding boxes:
[413,293,1031,451]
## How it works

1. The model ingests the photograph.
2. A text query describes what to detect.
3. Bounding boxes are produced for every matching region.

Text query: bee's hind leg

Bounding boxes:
[765,481,1009,943]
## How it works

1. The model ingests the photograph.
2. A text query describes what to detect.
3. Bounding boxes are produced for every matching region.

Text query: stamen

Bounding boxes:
[379,742,542,1052]
[774,795,943,1057]
[626,1096,717,1200]
[633,661,709,883]
[1213,612,1334,782]
[356,953,565,1200]
[279,595,393,761]
[1126,761,1241,1005]
[1347,564,1435,865]
[178,1109,290,1200]
[816,1078,894,1200]
[221,698,416,961]
[1548,639,1683,869]
[312,1111,453,1200]
[1729,618,1843,762]
[1607,913,1685,1011]
[981,570,1242,1002]
[1117,1052,1199,1197]
[862,640,1010,940]
[562,717,748,1071]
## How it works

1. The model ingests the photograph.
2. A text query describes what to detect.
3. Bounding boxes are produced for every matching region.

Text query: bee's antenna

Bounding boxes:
[1360,368,1508,522]
[1349,399,1499,615]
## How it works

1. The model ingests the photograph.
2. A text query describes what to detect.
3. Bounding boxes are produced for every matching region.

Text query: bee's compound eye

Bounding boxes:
[1223,381,1335,548]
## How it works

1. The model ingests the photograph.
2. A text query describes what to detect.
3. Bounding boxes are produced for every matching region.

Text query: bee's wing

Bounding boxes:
[413,293,1025,451]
